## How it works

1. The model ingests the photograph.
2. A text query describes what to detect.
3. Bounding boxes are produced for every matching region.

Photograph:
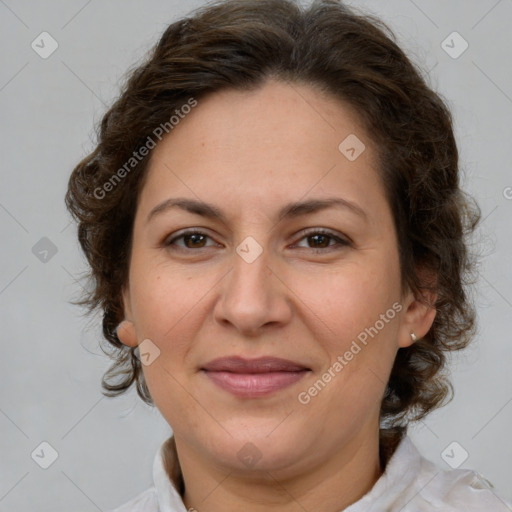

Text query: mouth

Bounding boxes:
[200,356,311,398]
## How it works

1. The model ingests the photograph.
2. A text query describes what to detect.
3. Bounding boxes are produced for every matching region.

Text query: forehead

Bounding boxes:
[138,79,386,222]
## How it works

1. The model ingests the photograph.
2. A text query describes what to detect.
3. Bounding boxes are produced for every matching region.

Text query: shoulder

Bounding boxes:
[389,438,512,511]
[105,486,159,512]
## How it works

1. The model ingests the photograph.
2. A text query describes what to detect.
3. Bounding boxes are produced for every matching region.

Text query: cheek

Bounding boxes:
[130,263,205,356]
[295,260,400,342]
[131,266,207,422]
[295,258,402,404]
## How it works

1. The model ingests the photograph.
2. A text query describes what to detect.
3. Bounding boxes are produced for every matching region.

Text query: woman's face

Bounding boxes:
[119,79,433,478]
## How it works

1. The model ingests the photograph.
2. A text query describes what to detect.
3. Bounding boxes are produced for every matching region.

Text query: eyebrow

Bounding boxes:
[146,196,367,224]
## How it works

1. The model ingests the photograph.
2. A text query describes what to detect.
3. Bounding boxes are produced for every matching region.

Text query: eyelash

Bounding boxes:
[164,228,351,253]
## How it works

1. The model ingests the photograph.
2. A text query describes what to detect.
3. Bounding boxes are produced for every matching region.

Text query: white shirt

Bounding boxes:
[107,435,512,511]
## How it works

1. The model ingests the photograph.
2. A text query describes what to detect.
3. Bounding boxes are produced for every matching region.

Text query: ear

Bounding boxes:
[398,271,437,348]
[116,285,138,348]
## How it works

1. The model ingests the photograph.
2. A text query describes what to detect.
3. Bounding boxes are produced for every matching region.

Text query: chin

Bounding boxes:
[205,426,311,474]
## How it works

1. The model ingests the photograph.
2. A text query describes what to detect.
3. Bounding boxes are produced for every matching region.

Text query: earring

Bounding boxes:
[410,332,418,342]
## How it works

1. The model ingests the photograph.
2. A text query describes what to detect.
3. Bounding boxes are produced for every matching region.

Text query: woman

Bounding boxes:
[65,0,511,510]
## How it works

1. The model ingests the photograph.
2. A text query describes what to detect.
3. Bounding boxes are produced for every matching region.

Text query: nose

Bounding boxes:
[213,244,293,336]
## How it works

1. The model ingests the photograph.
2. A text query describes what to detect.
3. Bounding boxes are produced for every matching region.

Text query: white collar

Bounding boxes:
[152,440,188,512]
[150,434,509,512]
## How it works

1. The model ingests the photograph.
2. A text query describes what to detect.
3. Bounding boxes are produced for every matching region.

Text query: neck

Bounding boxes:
[164,429,387,512]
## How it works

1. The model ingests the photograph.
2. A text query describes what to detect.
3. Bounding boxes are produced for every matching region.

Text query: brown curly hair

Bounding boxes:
[65,0,480,466]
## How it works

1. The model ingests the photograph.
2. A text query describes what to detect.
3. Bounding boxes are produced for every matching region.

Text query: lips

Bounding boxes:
[201,356,310,373]
[201,356,311,398]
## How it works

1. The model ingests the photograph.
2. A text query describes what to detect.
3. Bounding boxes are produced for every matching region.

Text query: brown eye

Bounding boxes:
[164,228,350,253]
[166,230,215,250]
[307,233,331,249]
[294,229,350,251]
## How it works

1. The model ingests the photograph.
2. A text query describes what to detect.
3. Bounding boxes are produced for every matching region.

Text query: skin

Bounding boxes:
[117,79,437,512]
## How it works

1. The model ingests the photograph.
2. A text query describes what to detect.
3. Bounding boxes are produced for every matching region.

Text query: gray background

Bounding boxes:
[1,0,511,510]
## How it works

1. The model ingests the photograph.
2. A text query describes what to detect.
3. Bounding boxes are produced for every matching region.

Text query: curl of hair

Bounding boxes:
[65,0,480,468]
